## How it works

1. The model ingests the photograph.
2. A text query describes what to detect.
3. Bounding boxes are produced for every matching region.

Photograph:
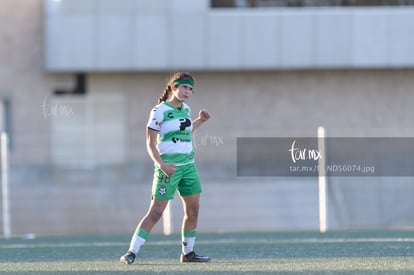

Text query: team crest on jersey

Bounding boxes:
[159,185,167,196]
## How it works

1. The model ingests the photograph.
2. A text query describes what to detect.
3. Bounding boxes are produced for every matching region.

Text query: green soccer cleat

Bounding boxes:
[180,251,211,263]
[120,251,135,265]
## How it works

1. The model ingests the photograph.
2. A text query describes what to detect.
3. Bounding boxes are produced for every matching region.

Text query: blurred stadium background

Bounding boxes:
[0,0,414,237]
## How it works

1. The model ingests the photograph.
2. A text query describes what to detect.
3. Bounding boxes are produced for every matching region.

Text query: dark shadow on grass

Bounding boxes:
[1,271,413,275]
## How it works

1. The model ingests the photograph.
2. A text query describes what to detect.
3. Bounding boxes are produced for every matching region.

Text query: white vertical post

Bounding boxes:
[162,200,173,235]
[1,132,11,238]
[318,126,327,233]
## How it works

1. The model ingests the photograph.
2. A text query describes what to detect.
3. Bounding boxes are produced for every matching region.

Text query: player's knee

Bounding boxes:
[185,206,199,221]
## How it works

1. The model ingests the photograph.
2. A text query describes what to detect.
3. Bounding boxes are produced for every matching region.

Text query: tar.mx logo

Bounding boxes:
[41,96,74,118]
[193,130,224,149]
[289,140,322,163]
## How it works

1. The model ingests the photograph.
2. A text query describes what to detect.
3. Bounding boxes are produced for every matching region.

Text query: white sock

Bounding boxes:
[129,234,146,254]
[182,236,196,255]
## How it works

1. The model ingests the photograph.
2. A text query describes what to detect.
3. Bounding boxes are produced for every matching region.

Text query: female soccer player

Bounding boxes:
[120,72,211,264]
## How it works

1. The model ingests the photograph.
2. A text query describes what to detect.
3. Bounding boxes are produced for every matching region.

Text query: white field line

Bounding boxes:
[1,237,414,249]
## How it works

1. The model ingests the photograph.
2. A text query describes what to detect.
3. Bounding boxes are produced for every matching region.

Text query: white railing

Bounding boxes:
[1,132,11,238]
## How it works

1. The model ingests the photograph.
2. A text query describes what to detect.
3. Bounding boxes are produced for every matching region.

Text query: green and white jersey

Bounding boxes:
[147,101,194,165]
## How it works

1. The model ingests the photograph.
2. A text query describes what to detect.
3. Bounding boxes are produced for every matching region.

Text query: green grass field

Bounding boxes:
[0,230,414,274]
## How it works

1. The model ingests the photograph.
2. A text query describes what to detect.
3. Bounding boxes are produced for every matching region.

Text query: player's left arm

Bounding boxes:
[192,109,211,132]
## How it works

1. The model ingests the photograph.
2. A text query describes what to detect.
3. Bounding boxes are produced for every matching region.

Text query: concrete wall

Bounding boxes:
[45,0,414,71]
[123,70,414,175]
[0,0,52,166]
[11,70,410,235]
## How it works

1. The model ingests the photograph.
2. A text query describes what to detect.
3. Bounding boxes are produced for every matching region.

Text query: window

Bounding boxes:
[211,0,414,8]
[54,73,86,95]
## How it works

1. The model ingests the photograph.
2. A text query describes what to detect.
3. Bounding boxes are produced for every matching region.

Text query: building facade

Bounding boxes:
[0,0,413,235]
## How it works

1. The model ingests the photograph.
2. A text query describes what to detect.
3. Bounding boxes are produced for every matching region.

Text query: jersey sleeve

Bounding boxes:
[147,105,163,131]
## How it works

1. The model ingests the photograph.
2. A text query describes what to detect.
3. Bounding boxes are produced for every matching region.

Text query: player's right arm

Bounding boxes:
[146,128,176,177]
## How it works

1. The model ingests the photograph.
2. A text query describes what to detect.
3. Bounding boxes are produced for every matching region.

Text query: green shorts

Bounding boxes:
[152,162,202,200]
